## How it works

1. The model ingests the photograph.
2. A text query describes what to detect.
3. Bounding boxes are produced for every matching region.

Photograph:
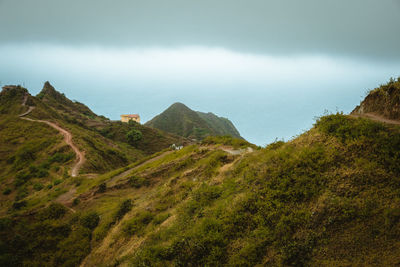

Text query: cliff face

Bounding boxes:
[352,78,400,120]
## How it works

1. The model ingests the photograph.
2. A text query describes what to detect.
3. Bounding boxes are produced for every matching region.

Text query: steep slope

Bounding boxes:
[1,79,400,266]
[352,77,400,121]
[145,102,242,139]
[197,111,242,138]
[0,83,187,214]
[36,82,188,155]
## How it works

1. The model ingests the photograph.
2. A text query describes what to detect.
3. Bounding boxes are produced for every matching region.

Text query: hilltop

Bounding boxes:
[0,82,187,199]
[145,102,242,140]
[0,79,400,266]
[352,77,400,122]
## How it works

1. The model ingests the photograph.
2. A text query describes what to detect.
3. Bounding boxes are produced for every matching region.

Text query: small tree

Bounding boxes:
[126,129,142,145]
[81,211,100,230]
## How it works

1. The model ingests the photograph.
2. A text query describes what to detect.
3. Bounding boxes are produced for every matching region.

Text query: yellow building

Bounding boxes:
[121,114,140,123]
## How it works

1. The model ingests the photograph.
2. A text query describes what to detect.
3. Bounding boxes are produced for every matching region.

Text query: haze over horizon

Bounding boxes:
[1,0,399,145]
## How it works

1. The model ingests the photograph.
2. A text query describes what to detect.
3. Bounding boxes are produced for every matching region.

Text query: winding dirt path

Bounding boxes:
[350,112,400,126]
[19,94,85,177]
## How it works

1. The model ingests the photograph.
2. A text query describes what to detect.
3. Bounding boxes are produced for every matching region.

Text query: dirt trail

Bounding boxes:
[18,94,85,177]
[221,146,254,155]
[350,113,400,126]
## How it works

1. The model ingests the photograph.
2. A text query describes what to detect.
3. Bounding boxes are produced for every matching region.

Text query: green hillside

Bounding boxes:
[0,83,187,215]
[197,111,242,138]
[145,102,242,140]
[1,79,400,266]
[352,77,400,120]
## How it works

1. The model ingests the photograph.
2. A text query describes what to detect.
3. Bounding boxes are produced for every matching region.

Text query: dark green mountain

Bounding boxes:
[145,102,242,140]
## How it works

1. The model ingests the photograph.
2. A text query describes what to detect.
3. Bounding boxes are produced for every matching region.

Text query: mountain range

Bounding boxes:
[0,78,400,266]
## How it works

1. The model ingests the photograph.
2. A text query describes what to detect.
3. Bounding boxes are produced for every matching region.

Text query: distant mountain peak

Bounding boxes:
[37,81,65,100]
[145,102,242,140]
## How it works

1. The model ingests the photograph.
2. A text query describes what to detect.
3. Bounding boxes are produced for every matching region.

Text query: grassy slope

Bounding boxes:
[0,83,187,217]
[352,77,400,120]
[145,102,242,140]
[197,111,242,138]
[64,115,400,266]
[2,110,400,266]
[145,102,214,139]
[1,81,400,266]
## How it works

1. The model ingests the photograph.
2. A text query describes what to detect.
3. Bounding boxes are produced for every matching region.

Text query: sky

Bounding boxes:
[1,0,400,145]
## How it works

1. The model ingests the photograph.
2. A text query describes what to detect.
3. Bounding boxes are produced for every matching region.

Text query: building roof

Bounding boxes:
[121,114,140,118]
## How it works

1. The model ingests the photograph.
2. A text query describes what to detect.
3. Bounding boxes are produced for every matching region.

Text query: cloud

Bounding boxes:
[2,44,397,88]
[0,0,399,61]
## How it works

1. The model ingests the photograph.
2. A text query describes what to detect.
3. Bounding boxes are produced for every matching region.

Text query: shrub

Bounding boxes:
[53,179,62,186]
[54,226,91,266]
[12,200,27,210]
[81,212,100,230]
[33,183,44,191]
[38,203,67,220]
[72,198,80,206]
[127,129,143,145]
[123,211,154,236]
[15,187,28,201]
[115,199,133,221]
[49,152,74,163]
[128,176,149,188]
[97,183,107,193]
[153,213,170,225]
[2,188,12,195]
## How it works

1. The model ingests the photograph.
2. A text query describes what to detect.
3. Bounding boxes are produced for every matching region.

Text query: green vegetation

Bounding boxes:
[145,102,242,139]
[126,129,143,145]
[81,212,100,230]
[115,199,133,221]
[119,114,400,266]
[202,135,258,149]
[0,202,100,267]
[128,175,150,188]
[123,211,154,236]
[2,80,400,266]
[352,76,400,119]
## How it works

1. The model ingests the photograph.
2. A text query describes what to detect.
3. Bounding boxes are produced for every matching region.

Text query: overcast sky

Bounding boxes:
[1,0,399,145]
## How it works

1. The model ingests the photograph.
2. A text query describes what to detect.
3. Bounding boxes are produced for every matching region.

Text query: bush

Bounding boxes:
[127,129,143,145]
[38,203,67,220]
[81,211,100,230]
[128,176,149,188]
[72,198,80,206]
[2,188,12,195]
[115,199,133,221]
[153,213,170,225]
[12,200,27,210]
[49,152,74,164]
[33,183,44,191]
[97,183,107,193]
[15,187,28,201]
[123,211,154,236]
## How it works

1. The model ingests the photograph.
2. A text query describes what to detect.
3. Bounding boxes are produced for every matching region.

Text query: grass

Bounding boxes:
[2,82,400,266]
